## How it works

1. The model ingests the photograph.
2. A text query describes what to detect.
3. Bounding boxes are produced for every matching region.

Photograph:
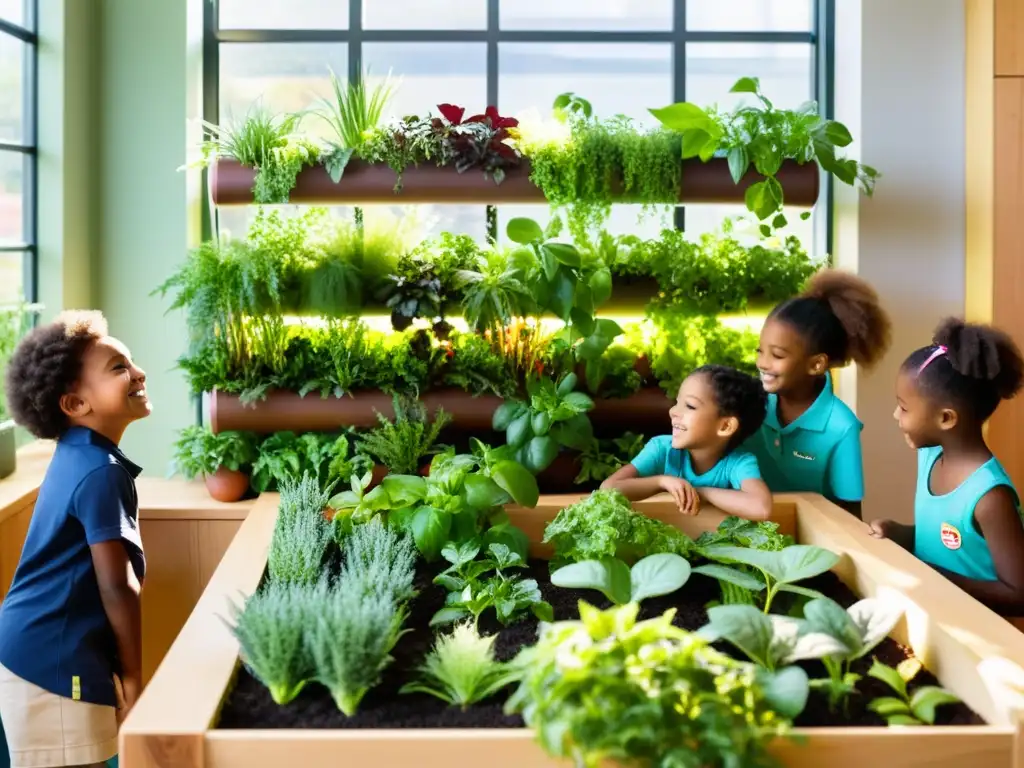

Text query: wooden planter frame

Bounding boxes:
[205,386,673,435]
[209,157,821,208]
[123,492,1024,768]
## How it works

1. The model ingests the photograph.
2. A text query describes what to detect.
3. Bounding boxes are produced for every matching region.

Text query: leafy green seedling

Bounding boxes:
[801,597,905,711]
[867,657,961,725]
[698,544,840,613]
[327,469,391,531]
[400,622,520,709]
[550,553,691,605]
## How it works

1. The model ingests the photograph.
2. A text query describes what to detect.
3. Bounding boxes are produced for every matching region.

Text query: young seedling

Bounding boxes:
[550,553,691,605]
[696,544,840,614]
[400,622,520,709]
[867,658,961,725]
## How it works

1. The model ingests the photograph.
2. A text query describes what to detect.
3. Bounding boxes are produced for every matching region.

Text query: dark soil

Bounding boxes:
[216,559,983,730]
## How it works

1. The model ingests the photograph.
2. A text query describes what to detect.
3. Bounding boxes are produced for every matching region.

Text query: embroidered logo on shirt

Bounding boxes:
[940,522,962,551]
[72,675,81,701]
[792,450,815,461]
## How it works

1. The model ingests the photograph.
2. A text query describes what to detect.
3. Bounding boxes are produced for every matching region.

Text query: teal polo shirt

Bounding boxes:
[742,373,864,502]
[631,435,761,489]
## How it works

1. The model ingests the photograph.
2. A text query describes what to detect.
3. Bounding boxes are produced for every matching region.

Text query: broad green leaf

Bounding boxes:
[868,696,912,718]
[491,460,540,508]
[430,605,471,626]
[867,658,908,698]
[556,373,578,397]
[532,601,554,622]
[531,411,552,436]
[727,146,750,184]
[551,558,632,605]
[593,318,624,341]
[786,629,851,663]
[543,242,582,268]
[362,484,391,512]
[569,309,596,338]
[704,604,774,668]
[629,553,691,603]
[803,597,863,656]
[680,128,711,160]
[507,412,532,449]
[464,473,510,509]
[692,563,765,592]
[772,213,788,229]
[589,268,612,307]
[847,598,905,659]
[745,180,774,220]
[506,217,543,245]
[549,270,576,320]
[758,666,809,719]
[730,76,760,94]
[526,435,558,473]
[328,489,359,510]
[777,583,826,600]
[649,102,712,133]
[493,401,524,431]
[380,474,426,507]
[886,714,923,726]
[909,686,960,725]
[563,391,595,412]
[485,522,530,563]
[824,120,854,147]
[770,545,841,584]
[551,413,594,451]
[539,245,558,281]
[411,506,452,562]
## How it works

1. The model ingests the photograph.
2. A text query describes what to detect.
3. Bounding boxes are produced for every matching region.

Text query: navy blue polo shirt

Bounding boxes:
[0,427,145,707]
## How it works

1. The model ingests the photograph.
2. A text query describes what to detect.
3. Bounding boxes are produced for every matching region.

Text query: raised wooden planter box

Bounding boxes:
[205,386,673,435]
[209,157,821,207]
[122,492,1024,768]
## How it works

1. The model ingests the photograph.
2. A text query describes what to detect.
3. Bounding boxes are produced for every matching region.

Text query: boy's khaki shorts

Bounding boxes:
[0,662,119,767]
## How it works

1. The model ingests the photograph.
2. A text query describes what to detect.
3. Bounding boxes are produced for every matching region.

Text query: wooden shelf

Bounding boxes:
[209,157,821,207]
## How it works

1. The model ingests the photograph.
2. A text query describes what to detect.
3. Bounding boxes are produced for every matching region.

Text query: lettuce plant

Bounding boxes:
[867,658,960,725]
[268,473,335,586]
[431,542,552,628]
[542,489,693,569]
[550,553,691,605]
[225,578,321,705]
[400,622,520,709]
[505,601,793,768]
[696,544,840,613]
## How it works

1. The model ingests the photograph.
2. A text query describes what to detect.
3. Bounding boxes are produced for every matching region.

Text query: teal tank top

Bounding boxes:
[913,445,1020,581]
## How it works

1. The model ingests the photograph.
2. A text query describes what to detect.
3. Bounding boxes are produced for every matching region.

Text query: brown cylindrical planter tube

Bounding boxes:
[590,387,672,435]
[210,157,820,207]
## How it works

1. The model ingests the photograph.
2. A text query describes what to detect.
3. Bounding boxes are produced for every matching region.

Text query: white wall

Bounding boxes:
[833,0,967,522]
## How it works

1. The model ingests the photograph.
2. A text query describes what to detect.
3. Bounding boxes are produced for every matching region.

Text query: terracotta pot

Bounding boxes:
[204,467,250,503]
[210,157,820,207]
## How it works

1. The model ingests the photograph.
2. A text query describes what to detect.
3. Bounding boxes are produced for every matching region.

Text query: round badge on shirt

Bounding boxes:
[940,522,962,551]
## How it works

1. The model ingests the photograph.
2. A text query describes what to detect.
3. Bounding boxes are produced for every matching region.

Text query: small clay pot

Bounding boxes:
[204,467,251,503]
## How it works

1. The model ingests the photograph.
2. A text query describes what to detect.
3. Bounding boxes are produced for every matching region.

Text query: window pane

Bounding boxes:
[363,205,488,242]
[363,43,486,120]
[0,35,24,143]
[499,43,671,124]
[686,43,813,111]
[0,253,24,304]
[0,0,24,28]
[219,43,348,126]
[218,0,349,30]
[500,0,672,31]
[0,151,24,245]
[364,0,487,30]
[687,0,813,32]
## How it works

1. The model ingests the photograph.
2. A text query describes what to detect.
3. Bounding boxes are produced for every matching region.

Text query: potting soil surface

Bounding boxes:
[216,558,984,730]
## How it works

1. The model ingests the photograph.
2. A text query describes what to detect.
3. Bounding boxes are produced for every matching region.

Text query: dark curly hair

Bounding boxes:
[692,364,768,450]
[4,310,109,439]
[903,317,1024,424]
[770,269,892,369]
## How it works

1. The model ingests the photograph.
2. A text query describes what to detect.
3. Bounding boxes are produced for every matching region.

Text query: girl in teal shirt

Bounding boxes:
[744,269,893,519]
[602,365,773,521]
[869,318,1024,615]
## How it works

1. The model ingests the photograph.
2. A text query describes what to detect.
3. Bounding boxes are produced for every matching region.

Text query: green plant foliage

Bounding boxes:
[646,312,760,395]
[306,576,407,716]
[867,658,961,726]
[224,577,320,705]
[355,397,452,475]
[316,67,398,179]
[542,489,694,569]
[251,430,370,493]
[574,432,644,485]
[399,621,520,709]
[650,76,878,225]
[0,302,42,421]
[339,517,418,605]
[550,553,692,605]
[505,601,794,768]
[170,426,258,480]
[267,473,335,585]
[693,516,794,606]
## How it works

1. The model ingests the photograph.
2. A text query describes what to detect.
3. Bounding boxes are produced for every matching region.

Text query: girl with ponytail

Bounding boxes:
[870,318,1024,614]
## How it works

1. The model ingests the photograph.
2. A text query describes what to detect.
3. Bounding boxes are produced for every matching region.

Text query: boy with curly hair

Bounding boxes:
[0,310,150,768]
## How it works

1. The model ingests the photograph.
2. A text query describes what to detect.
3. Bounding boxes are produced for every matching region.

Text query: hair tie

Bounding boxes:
[917,344,947,374]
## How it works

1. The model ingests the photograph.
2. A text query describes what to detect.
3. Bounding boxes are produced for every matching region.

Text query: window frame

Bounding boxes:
[0,0,38,307]
[203,0,834,248]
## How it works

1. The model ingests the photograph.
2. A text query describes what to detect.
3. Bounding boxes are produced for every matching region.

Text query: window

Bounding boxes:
[0,1,36,306]
[206,0,831,255]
